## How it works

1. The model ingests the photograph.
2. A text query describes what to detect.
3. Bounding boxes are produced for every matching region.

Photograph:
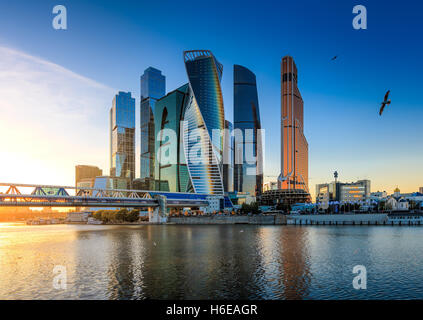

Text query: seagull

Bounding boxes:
[331,55,338,61]
[240,230,244,233]
[153,242,157,247]
[379,90,391,116]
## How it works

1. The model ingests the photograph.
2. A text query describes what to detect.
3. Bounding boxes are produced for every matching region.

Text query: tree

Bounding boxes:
[409,200,417,210]
[239,202,260,215]
[126,209,140,222]
[93,210,103,220]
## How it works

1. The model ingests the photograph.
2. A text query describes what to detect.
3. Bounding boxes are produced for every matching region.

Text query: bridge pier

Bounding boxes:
[149,195,168,223]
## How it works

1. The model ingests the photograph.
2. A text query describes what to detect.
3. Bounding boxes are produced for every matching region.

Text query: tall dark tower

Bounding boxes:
[233,64,263,196]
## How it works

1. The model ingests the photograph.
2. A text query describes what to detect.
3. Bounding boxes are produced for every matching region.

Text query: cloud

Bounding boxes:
[0,46,116,185]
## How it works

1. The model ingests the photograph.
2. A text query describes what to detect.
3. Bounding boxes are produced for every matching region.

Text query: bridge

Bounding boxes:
[0,183,212,222]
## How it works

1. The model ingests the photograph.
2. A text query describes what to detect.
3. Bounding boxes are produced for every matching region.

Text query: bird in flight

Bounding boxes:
[331,55,338,61]
[379,90,391,116]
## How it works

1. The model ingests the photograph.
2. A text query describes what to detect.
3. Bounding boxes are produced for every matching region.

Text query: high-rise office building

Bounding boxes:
[233,65,263,196]
[182,50,225,195]
[223,120,234,193]
[110,91,136,187]
[154,84,190,192]
[141,67,166,101]
[278,56,309,195]
[140,68,166,186]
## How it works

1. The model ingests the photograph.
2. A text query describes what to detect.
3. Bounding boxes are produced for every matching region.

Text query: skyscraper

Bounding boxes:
[182,50,225,195]
[140,67,166,186]
[141,67,166,101]
[233,65,263,196]
[223,120,234,193]
[278,56,309,194]
[154,84,190,192]
[110,91,136,187]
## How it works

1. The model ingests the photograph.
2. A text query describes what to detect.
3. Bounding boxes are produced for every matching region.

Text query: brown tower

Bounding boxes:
[278,56,309,193]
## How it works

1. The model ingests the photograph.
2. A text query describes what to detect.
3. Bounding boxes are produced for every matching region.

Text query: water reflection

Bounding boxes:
[1,223,423,299]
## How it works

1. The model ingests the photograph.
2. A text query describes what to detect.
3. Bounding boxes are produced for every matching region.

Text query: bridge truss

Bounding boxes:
[0,183,208,208]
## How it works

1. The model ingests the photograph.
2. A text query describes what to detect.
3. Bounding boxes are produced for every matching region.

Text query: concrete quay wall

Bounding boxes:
[168,214,287,225]
[288,214,388,225]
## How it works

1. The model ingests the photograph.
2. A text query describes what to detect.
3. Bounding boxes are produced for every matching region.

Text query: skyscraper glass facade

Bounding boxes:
[140,67,166,184]
[183,50,225,195]
[233,65,263,196]
[278,56,309,193]
[141,67,166,100]
[110,91,136,186]
[223,120,234,193]
[154,84,190,193]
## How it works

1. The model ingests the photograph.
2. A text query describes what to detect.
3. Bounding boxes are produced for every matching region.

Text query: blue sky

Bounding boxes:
[0,0,422,196]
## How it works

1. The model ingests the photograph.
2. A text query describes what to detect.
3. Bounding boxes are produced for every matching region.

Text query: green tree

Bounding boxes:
[239,202,261,215]
[93,210,103,220]
[127,209,140,222]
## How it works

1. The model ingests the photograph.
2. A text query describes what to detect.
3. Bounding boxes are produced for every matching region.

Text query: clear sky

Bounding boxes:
[0,0,422,199]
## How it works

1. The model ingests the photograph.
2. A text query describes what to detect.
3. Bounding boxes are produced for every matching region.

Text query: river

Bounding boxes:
[0,222,422,299]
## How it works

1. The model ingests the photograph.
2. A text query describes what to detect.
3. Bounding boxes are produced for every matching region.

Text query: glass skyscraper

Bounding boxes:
[182,50,225,195]
[223,120,234,193]
[233,64,263,196]
[141,67,166,101]
[110,91,136,187]
[278,56,309,193]
[140,67,166,186]
[154,84,190,192]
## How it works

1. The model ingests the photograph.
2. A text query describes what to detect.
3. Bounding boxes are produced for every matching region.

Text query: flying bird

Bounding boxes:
[379,90,391,116]
[331,55,338,61]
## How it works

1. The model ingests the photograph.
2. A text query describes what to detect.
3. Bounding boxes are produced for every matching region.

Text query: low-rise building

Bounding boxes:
[258,189,310,206]
[93,176,129,193]
[67,212,90,222]
[75,165,102,188]
[263,181,278,192]
[386,197,409,211]
[228,192,256,206]
[316,179,371,204]
[339,180,371,202]
[371,191,388,199]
